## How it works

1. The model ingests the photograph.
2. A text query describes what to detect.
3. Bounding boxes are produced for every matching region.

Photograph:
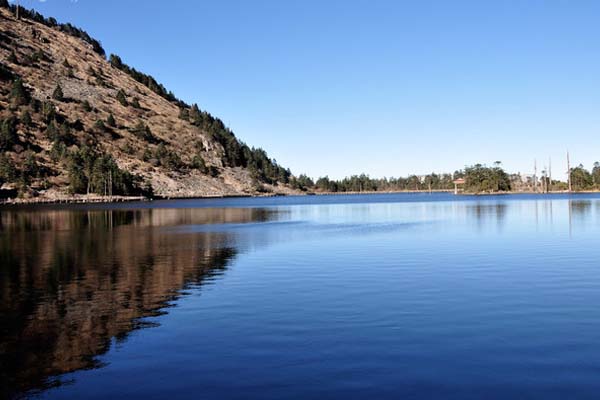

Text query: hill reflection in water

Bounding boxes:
[0,207,280,398]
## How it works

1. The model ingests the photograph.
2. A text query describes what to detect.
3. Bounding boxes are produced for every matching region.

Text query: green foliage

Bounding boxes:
[130,97,141,109]
[9,78,29,107]
[593,162,600,187]
[21,110,32,127]
[0,117,18,150]
[0,152,17,184]
[8,51,17,64]
[1,3,106,56]
[191,154,208,173]
[82,100,92,112]
[116,89,128,106]
[106,113,116,127]
[312,173,458,193]
[290,174,314,191]
[20,152,39,186]
[94,119,106,132]
[178,107,189,121]
[42,101,56,123]
[131,121,156,143]
[67,146,142,195]
[570,165,593,191]
[45,120,59,141]
[154,143,183,170]
[464,162,511,193]
[109,54,178,103]
[49,140,67,162]
[52,84,64,101]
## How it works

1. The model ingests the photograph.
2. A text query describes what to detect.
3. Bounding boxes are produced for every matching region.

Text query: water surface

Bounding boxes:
[2,193,600,399]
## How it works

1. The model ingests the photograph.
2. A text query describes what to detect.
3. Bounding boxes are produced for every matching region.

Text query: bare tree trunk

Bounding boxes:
[567,151,572,193]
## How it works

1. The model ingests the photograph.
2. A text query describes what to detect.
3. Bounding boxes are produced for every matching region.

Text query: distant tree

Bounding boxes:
[0,117,18,150]
[41,101,56,123]
[0,152,17,184]
[116,89,128,106]
[21,110,32,127]
[592,162,600,187]
[9,78,29,107]
[108,54,123,69]
[20,152,39,186]
[94,119,106,132]
[45,120,59,142]
[178,107,189,121]
[189,104,201,122]
[131,121,155,142]
[191,154,208,173]
[130,97,141,109]
[464,163,511,193]
[8,51,18,64]
[106,113,116,127]
[82,100,92,112]
[52,84,64,101]
[63,58,71,68]
[570,165,593,191]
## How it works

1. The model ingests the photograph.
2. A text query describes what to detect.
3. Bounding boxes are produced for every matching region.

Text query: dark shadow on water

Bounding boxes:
[0,207,280,399]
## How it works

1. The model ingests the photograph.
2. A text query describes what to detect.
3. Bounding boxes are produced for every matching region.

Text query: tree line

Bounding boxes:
[0,0,105,56]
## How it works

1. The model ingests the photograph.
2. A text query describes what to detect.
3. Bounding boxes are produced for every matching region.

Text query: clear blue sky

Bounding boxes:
[14,0,600,180]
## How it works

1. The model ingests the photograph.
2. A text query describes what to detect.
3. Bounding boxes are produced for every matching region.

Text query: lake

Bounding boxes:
[2,193,600,399]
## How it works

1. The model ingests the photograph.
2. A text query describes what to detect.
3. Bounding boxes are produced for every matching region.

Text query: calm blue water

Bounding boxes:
[2,193,600,399]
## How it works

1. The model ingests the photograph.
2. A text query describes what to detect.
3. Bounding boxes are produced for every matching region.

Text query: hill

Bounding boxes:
[0,3,301,200]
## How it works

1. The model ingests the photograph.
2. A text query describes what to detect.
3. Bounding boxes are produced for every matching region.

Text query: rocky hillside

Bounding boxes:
[0,3,300,200]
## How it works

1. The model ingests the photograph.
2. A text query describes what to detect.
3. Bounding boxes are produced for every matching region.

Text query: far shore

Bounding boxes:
[2,188,600,208]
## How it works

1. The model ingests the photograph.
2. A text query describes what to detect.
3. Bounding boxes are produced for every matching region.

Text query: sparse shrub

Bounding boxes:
[82,100,92,112]
[21,110,32,127]
[10,78,29,107]
[94,119,106,132]
[191,154,208,174]
[130,97,141,109]
[42,101,56,123]
[131,121,155,142]
[52,84,64,101]
[116,89,128,106]
[8,51,18,64]
[106,113,116,127]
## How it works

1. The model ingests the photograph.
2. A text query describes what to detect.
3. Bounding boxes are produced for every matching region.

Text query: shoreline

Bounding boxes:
[2,189,600,208]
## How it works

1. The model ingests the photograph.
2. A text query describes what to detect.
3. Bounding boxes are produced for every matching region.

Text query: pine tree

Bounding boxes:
[0,153,17,183]
[0,117,18,150]
[9,78,29,107]
[52,84,64,101]
[45,121,59,142]
[189,104,201,123]
[131,97,141,109]
[63,58,71,68]
[94,119,106,132]
[116,89,128,106]
[21,110,32,127]
[82,100,92,112]
[8,51,18,64]
[22,152,40,185]
[178,107,189,121]
[106,113,116,127]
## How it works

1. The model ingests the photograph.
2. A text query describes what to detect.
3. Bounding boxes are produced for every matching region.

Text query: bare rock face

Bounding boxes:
[0,7,296,199]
